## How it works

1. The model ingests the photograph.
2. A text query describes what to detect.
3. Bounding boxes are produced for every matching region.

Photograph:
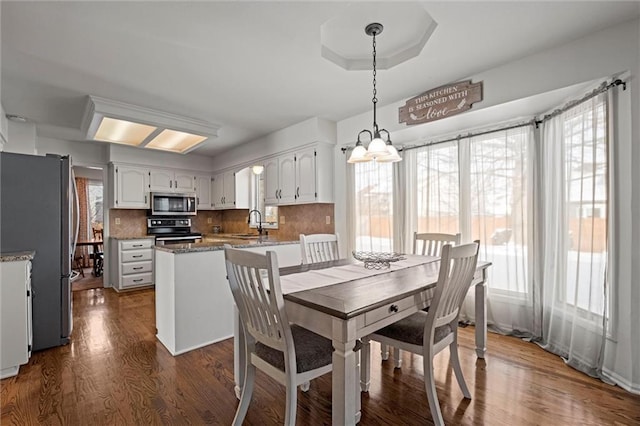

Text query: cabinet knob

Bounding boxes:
[388,304,399,313]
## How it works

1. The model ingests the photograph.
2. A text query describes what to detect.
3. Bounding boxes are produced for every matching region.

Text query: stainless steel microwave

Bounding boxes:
[151,192,197,216]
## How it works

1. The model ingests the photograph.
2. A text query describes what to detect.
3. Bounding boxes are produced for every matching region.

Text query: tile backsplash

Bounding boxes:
[108,204,334,241]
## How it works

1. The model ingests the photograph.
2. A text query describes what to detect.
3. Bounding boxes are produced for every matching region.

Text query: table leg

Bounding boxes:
[475,280,487,358]
[332,338,359,425]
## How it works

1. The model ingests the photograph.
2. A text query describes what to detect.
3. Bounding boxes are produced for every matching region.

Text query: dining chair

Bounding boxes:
[361,241,480,426]
[299,233,340,264]
[224,246,334,425]
[382,232,462,366]
[90,227,104,276]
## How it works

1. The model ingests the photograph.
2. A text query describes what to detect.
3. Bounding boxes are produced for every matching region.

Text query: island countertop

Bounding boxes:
[154,236,299,254]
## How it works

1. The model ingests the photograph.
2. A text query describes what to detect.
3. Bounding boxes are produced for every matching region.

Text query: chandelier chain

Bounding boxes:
[372,33,377,105]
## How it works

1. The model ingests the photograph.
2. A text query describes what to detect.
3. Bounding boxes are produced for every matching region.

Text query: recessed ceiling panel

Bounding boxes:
[321,2,437,70]
[93,117,156,146]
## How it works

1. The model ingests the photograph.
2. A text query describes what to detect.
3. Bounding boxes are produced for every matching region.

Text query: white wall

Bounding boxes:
[3,120,37,155]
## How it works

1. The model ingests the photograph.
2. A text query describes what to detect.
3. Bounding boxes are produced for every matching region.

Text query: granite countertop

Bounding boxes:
[155,235,299,254]
[110,236,156,240]
[1,251,36,262]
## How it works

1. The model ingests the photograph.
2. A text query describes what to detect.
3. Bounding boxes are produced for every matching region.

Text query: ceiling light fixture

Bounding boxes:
[82,96,220,154]
[348,23,401,164]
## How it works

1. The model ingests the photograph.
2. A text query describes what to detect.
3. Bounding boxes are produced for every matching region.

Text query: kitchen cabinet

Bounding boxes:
[211,168,250,210]
[1,255,33,379]
[110,237,155,291]
[263,144,333,206]
[194,175,213,210]
[149,168,195,193]
[110,164,150,209]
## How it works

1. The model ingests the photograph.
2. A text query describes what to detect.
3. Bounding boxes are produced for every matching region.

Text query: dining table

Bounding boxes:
[75,239,104,276]
[233,254,491,425]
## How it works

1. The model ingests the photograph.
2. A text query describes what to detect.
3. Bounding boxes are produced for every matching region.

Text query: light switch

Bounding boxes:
[280,216,285,224]
[115,217,121,225]
[326,216,331,225]
[207,217,212,224]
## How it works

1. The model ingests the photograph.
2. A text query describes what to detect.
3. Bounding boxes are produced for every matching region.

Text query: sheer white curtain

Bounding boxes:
[539,93,609,376]
[463,127,536,335]
[349,160,395,252]
[404,142,460,253]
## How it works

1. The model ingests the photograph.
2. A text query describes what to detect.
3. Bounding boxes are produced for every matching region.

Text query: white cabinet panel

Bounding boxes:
[195,175,213,210]
[110,238,155,291]
[149,169,195,193]
[211,169,250,210]
[1,258,32,379]
[262,144,333,206]
[112,165,149,209]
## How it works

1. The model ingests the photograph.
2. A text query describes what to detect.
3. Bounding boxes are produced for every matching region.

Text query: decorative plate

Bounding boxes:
[352,251,406,270]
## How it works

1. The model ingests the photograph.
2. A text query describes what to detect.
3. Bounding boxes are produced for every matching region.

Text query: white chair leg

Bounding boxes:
[285,374,297,426]
[233,362,256,426]
[424,350,444,426]
[360,337,371,392]
[450,334,471,399]
[393,347,402,368]
[299,381,310,392]
[380,343,389,360]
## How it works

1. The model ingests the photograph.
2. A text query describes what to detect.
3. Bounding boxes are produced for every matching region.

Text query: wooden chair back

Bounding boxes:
[92,227,103,240]
[428,241,480,331]
[299,233,340,264]
[224,247,292,353]
[413,232,461,257]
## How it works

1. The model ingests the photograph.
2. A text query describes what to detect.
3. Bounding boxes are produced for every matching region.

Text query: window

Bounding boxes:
[562,98,607,315]
[354,161,394,252]
[469,129,530,295]
[88,180,103,232]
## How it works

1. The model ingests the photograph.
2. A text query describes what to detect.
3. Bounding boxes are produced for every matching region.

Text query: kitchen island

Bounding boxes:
[154,237,301,356]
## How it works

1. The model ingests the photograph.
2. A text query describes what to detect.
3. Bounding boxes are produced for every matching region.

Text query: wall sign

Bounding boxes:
[399,80,483,125]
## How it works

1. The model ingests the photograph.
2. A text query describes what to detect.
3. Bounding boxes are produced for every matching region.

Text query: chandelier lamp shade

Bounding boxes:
[348,23,401,164]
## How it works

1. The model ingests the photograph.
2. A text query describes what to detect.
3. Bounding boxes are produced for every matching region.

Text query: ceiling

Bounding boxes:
[2,1,639,157]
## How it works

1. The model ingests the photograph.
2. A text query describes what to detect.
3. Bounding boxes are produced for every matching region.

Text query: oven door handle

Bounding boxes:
[156,235,201,241]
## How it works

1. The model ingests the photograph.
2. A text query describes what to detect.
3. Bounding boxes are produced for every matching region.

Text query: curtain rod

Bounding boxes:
[340,78,626,155]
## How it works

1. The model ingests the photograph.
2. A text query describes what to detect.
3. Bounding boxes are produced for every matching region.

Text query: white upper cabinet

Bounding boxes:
[262,144,333,206]
[111,164,150,209]
[195,175,213,210]
[149,168,195,193]
[211,168,250,210]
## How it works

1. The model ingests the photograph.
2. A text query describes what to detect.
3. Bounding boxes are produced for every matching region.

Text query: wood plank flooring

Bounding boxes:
[2,287,639,425]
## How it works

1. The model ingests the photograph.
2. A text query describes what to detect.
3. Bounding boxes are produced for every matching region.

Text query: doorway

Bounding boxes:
[71,165,104,292]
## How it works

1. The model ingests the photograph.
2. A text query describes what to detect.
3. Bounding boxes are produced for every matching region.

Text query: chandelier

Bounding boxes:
[348,23,401,164]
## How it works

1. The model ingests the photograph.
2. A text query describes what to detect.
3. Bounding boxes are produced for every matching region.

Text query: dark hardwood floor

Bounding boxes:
[2,287,639,425]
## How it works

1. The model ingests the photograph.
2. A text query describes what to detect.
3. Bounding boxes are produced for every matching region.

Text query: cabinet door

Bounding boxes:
[279,154,296,204]
[211,174,224,209]
[295,148,317,203]
[222,171,236,207]
[195,175,212,210]
[175,172,196,192]
[115,166,149,208]
[264,158,280,205]
[149,169,174,192]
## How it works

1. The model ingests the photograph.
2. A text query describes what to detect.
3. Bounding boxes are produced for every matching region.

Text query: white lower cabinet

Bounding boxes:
[0,255,33,379]
[110,238,155,291]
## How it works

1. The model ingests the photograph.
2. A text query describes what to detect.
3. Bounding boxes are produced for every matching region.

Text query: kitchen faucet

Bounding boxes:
[248,209,264,235]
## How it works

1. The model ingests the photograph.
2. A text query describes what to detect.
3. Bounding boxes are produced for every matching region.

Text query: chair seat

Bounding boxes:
[256,325,333,373]
[375,311,452,346]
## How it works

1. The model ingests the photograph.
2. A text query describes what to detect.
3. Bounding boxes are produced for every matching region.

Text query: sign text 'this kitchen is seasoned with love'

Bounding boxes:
[399,80,483,125]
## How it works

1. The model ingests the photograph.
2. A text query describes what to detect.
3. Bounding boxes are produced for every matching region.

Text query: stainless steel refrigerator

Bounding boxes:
[1,152,77,351]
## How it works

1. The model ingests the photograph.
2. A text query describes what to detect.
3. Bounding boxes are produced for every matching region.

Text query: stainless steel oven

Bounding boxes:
[151,192,197,216]
[147,218,202,245]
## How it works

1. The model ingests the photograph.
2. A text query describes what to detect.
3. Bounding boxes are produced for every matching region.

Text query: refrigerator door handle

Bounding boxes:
[72,168,80,257]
